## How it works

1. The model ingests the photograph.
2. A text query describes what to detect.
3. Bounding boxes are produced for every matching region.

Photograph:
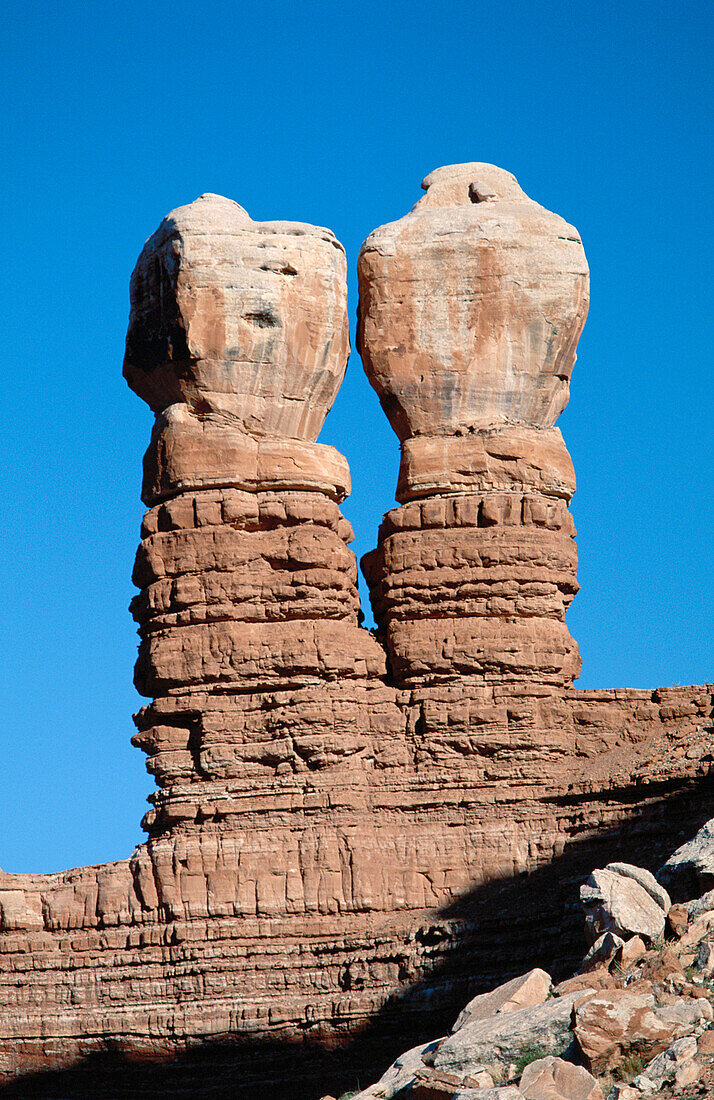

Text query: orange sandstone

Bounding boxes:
[0,177,710,1099]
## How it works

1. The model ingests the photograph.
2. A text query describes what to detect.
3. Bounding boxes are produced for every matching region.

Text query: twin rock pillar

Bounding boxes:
[121,169,590,1017]
[1,169,712,1093]
[124,168,590,874]
[360,163,589,762]
[124,194,394,848]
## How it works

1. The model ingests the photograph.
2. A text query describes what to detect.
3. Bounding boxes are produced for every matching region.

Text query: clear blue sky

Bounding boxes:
[1,1,712,873]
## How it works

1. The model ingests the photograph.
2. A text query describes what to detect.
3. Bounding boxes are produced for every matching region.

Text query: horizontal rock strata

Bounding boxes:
[0,177,711,1098]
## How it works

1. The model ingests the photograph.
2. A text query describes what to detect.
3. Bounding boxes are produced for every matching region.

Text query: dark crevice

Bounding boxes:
[243,309,280,328]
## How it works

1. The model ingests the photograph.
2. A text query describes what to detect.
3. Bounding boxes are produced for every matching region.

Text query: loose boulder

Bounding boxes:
[666,903,689,938]
[687,888,714,920]
[573,988,706,1074]
[580,932,623,972]
[434,993,589,1081]
[617,936,646,971]
[629,1035,698,1091]
[519,1055,603,1099]
[452,970,552,1033]
[698,941,714,974]
[658,818,714,901]
[580,863,670,944]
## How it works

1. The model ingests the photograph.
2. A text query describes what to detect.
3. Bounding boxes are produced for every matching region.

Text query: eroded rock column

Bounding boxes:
[359,163,589,694]
[125,194,391,835]
[0,177,713,1097]
[359,165,589,769]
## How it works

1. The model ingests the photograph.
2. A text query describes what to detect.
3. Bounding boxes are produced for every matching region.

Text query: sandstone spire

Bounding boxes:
[357,163,589,448]
[123,193,391,829]
[359,163,589,691]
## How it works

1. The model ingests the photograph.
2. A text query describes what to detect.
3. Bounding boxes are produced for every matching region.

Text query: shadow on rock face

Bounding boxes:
[3,774,714,1100]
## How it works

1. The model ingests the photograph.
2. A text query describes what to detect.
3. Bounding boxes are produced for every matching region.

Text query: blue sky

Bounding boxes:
[1,0,712,872]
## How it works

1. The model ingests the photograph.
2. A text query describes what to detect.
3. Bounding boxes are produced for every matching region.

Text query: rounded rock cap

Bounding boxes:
[357,162,589,441]
[418,162,527,206]
[124,192,350,442]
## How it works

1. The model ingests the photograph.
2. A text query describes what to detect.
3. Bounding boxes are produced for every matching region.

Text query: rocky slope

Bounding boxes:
[327,822,714,1100]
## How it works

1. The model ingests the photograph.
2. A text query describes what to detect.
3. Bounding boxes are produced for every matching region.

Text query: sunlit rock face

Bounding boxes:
[359,164,587,689]
[124,193,352,506]
[0,178,711,1100]
[123,195,389,816]
[357,162,589,443]
[124,192,350,442]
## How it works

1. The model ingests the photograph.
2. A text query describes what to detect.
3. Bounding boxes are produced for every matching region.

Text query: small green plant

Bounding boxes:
[336,1080,361,1100]
[514,1044,548,1074]
[613,1049,647,1081]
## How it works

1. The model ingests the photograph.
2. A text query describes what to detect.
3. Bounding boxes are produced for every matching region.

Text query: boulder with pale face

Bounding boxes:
[357,162,589,445]
[124,192,350,442]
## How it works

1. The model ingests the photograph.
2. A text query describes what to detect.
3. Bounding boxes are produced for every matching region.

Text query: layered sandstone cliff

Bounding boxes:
[0,172,710,1099]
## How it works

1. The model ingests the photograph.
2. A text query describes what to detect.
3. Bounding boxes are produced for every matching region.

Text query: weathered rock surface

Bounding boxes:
[658,818,714,901]
[124,192,349,440]
[434,994,586,1079]
[446,1090,522,1099]
[667,904,689,938]
[357,163,589,442]
[338,867,714,1099]
[580,864,671,945]
[519,1056,603,1100]
[631,1035,698,1090]
[359,164,586,694]
[617,935,647,971]
[607,863,672,912]
[0,175,711,1097]
[452,970,552,1033]
[573,989,708,1074]
[686,888,714,920]
[581,932,625,971]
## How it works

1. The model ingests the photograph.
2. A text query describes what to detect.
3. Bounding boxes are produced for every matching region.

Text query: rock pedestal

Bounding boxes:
[359,163,588,695]
[124,194,392,833]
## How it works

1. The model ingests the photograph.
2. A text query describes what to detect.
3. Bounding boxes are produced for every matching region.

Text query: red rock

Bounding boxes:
[675,1058,701,1087]
[0,178,711,1097]
[639,947,686,983]
[574,989,688,1074]
[698,1030,714,1054]
[616,936,647,971]
[554,969,617,996]
[359,165,584,696]
[452,969,552,1031]
[124,193,349,440]
[519,1055,603,1099]
[667,902,689,938]
[357,163,589,444]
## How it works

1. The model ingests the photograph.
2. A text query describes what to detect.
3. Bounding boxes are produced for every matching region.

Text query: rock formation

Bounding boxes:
[124,193,392,830]
[359,162,586,758]
[0,170,711,1099]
